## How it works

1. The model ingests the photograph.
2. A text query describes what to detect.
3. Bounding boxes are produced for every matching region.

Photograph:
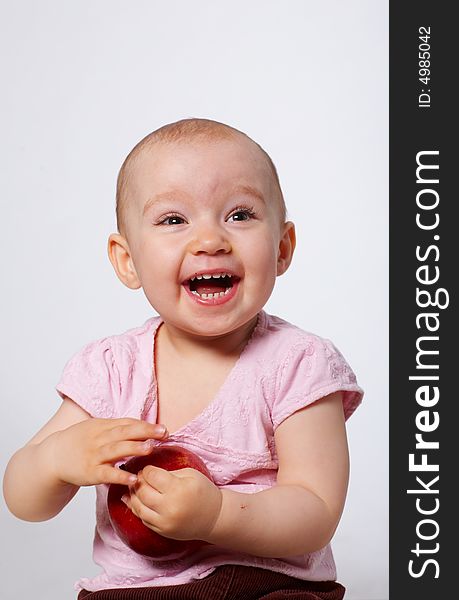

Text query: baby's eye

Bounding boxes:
[227,207,256,222]
[157,214,186,226]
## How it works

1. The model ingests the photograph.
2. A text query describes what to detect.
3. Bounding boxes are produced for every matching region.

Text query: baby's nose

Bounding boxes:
[188,224,231,255]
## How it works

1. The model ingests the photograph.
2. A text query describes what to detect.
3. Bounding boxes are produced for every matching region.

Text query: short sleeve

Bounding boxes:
[271,336,363,430]
[56,338,120,418]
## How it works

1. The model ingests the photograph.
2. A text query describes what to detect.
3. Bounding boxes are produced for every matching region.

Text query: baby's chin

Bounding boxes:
[161,311,260,342]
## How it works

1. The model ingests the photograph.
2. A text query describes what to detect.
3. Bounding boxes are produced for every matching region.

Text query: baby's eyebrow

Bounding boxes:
[231,184,266,204]
[142,184,265,215]
[142,191,186,215]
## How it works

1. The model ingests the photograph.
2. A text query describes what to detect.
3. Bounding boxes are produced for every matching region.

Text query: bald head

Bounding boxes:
[115,118,286,236]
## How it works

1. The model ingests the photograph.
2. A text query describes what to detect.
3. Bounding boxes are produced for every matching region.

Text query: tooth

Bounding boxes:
[202,274,212,279]
[191,290,199,296]
[219,292,225,297]
[224,288,231,295]
[211,274,221,279]
[197,275,203,279]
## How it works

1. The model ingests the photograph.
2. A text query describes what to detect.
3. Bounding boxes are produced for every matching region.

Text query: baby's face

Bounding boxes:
[117,136,294,338]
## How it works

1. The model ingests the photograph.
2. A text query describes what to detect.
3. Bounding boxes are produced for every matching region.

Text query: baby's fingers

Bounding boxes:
[142,465,175,493]
[125,490,162,533]
[106,421,168,443]
[99,439,157,464]
[95,464,138,486]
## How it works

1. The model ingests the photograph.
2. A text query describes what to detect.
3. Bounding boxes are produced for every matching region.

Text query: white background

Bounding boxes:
[0,2,388,598]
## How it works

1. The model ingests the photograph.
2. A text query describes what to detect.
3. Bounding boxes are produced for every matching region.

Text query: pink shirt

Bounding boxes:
[56,310,363,592]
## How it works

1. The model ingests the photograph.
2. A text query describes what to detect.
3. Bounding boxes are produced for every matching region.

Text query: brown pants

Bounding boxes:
[77,565,345,599]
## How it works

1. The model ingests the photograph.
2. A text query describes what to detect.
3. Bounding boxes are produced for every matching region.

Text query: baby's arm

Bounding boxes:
[3,397,168,522]
[208,391,349,556]
[126,391,349,557]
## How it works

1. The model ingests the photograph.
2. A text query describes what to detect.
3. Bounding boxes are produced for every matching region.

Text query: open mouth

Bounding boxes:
[185,273,239,299]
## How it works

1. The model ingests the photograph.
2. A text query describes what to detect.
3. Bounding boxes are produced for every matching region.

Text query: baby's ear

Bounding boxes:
[277,221,296,276]
[107,233,141,289]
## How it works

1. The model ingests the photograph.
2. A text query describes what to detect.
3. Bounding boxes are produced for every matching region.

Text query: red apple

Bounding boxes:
[107,444,212,559]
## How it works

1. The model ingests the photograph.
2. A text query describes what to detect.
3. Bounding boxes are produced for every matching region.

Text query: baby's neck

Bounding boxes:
[157,315,259,361]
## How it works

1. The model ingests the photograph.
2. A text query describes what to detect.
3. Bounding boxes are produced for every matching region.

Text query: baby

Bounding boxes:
[3,118,363,600]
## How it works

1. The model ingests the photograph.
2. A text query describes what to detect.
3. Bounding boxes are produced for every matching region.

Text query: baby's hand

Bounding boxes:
[124,466,222,542]
[49,418,168,487]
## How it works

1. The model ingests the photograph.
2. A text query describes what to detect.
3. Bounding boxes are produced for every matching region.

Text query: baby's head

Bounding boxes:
[116,118,287,238]
[108,118,296,337]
